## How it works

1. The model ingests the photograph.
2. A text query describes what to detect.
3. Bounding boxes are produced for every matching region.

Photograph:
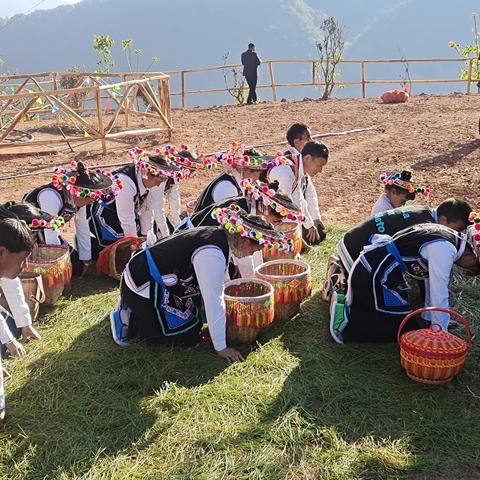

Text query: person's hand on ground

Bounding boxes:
[217,347,245,364]
[314,219,325,231]
[5,339,26,358]
[306,226,320,243]
[21,325,42,342]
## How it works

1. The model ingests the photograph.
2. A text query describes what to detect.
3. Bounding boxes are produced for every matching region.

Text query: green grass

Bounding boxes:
[1,226,480,479]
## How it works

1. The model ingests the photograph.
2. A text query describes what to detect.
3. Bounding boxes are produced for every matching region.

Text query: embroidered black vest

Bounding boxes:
[23,184,77,222]
[127,227,230,299]
[194,173,242,213]
[343,206,435,262]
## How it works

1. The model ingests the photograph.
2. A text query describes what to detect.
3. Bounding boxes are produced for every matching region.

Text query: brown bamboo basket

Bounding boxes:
[224,278,275,344]
[24,244,72,305]
[262,222,302,261]
[255,259,312,322]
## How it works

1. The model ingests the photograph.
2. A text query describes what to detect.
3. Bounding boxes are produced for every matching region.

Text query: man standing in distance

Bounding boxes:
[241,43,261,105]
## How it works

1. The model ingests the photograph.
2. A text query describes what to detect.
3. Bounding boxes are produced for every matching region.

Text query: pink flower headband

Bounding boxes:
[380,172,431,197]
[241,178,305,222]
[211,204,294,252]
[160,144,217,171]
[212,143,292,170]
[21,215,65,231]
[52,161,122,199]
[128,147,185,179]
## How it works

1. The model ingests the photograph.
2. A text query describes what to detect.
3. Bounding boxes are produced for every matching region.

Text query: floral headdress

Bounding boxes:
[241,178,305,222]
[467,211,480,258]
[25,216,65,231]
[3,201,65,231]
[128,147,183,179]
[213,143,292,170]
[380,171,431,197]
[52,161,122,199]
[211,204,294,252]
[160,144,217,171]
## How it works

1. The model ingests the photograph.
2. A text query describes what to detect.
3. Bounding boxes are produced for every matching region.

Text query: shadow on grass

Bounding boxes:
[412,139,480,170]
[2,288,228,478]
[250,289,480,477]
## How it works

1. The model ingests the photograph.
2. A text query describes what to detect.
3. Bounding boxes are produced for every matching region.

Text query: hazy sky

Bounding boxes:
[0,0,82,18]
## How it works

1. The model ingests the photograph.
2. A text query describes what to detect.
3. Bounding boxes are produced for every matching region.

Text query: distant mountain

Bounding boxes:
[0,0,478,106]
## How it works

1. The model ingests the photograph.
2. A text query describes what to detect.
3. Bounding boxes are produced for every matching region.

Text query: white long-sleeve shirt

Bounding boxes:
[420,239,465,329]
[165,180,182,226]
[124,245,230,351]
[286,146,322,222]
[371,194,395,216]
[0,277,32,330]
[211,170,243,204]
[269,156,314,230]
[115,170,171,239]
[37,189,92,261]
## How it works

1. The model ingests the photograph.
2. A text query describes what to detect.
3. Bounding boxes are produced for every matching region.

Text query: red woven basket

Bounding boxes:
[397,307,472,385]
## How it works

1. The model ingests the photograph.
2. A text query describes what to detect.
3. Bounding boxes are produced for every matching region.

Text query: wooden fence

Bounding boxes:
[0,72,172,154]
[162,57,478,108]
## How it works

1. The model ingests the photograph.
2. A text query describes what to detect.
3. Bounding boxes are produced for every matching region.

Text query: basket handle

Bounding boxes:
[397,307,472,347]
[30,275,46,304]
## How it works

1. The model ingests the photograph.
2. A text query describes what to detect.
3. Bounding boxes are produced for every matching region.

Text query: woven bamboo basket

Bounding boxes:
[0,273,45,322]
[263,222,302,261]
[255,259,312,322]
[24,244,72,305]
[224,278,274,344]
[397,307,472,385]
[96,237,144,281]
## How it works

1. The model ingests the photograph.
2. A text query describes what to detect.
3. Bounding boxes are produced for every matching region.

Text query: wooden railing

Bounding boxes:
[162,57,478,108]
[0,72,172,154]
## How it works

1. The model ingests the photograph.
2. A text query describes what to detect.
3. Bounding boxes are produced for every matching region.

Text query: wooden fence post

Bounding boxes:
[268,62,277,102]
[312,61,316,85]
[361,62,366,98]
[466,58,473,95]
[181,71,186,108]
[95,88,107,155]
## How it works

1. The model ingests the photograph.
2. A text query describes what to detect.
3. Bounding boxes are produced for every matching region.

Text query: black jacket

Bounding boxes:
[241,50,261,77]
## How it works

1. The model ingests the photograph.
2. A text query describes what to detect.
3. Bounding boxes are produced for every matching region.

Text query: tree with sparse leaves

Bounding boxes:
[315,17,345,100]
[449,12,480,91]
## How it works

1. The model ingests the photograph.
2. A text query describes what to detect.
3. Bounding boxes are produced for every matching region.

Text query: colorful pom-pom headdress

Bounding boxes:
[3,201,65,231]
[160,144,217,171]
[51,161,122,199]
[241,178,305,222]
[211,204,295,252]
[212,143,292,171]
[467,211,480,259]
[128,147,183,179]
[380,170,431,200]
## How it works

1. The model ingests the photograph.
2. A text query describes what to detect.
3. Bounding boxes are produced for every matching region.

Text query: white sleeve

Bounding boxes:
[371,195,394,216]
[420,241,457,330]
[147,183,169,238]
[37,189,62,245]
[74,206,92,261]
[305,175,322,221]
[0,310,14,345]
[269,165,314,229]
[192,247,227,351]
[115,175,139,238]
[167,181,182,226]
[211,180,240,203]
[0,277,31,328]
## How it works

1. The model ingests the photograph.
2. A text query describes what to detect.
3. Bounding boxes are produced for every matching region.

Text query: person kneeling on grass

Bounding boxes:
[110,206,294,363]
[322,198,472,303]
[371,170,430,216]
[269,140,329,246]
[329,222,479,344]
[0,218,35,422]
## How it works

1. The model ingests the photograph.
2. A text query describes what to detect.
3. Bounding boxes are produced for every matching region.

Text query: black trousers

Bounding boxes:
[245,74,258,104]
[120,279,202,347]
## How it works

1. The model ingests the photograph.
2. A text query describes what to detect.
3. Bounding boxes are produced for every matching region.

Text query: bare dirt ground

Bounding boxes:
[1,93,479,228]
